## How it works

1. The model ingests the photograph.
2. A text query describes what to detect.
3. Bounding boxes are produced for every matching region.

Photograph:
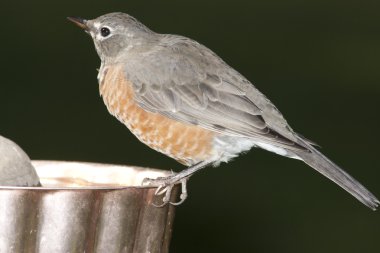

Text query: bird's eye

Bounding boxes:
[100,27,111,37]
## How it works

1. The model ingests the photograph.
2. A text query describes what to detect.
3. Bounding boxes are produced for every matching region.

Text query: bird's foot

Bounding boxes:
[142,175,188,207]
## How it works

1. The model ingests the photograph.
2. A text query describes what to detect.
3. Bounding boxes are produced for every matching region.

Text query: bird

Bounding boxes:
[68,12,379,209]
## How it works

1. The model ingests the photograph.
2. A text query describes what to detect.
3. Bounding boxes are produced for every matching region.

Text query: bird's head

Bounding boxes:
[68,12,155,62]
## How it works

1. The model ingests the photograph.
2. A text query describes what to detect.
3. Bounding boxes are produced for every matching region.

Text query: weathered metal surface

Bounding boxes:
[0,161,177,253]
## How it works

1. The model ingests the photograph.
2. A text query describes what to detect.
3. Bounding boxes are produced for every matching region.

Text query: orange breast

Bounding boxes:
[99,65,216,165]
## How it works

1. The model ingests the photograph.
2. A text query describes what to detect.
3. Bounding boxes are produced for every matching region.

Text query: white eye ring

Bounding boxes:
[100,27,111,37]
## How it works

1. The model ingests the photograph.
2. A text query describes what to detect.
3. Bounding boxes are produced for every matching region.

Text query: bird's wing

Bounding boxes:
[123,35,379,209]
[123,35,306,151]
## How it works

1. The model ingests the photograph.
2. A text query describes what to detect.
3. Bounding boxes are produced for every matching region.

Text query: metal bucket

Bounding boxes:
[0,160,177,253]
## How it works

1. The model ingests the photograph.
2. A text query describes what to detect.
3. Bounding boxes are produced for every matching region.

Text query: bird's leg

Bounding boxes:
[142,160,215,206]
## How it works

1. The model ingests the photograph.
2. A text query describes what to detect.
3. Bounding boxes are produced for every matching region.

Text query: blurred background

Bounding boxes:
[2,0,380,252]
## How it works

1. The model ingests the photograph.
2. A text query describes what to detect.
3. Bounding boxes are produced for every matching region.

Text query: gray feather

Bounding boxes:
[124,35,304,150]
[291,138,379,210]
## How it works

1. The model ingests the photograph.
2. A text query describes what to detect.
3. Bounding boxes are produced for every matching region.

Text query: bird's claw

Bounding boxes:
[142,176,188,207]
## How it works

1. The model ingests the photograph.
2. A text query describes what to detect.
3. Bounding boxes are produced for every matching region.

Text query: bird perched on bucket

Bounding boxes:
[68,12,378,209]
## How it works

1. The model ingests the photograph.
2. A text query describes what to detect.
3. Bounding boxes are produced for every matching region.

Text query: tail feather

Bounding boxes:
[291,141,379,210]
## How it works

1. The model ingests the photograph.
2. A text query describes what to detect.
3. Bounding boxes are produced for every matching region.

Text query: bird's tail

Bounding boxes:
[291,140,379,210]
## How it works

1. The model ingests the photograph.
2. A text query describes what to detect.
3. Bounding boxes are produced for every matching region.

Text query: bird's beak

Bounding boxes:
[67,17,89,31]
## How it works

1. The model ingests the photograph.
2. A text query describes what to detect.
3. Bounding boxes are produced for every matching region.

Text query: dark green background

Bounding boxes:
[2,0,379,252]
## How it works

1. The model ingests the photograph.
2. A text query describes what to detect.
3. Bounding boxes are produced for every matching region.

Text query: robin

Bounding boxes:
[68,13,378,209]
